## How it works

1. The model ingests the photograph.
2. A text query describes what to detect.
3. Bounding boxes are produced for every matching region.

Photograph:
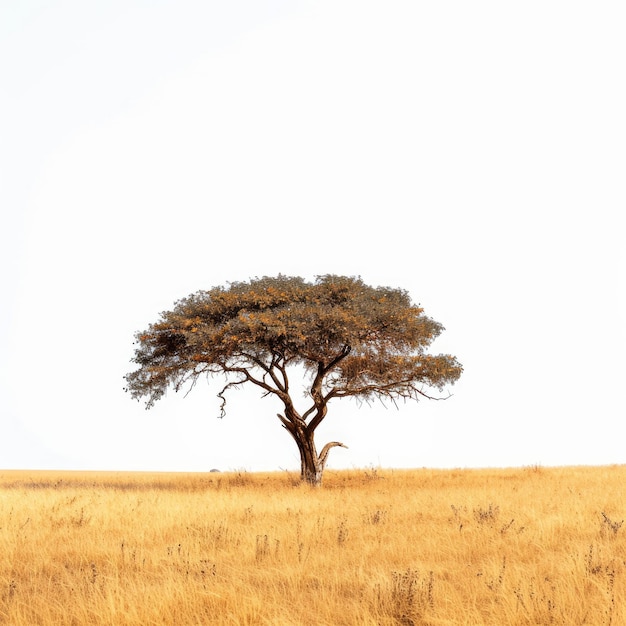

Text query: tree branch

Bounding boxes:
[241,350,289,393]
[276,412,296,437]
[319,441,348,471]
[216,376,247,418]
[303,345,352,422]
[216,363,292,417]
[329,379,450,402]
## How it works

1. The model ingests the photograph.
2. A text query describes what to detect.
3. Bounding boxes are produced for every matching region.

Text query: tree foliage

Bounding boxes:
[125,275,462,484]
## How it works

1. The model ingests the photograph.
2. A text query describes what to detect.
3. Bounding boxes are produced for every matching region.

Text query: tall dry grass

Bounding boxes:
[0,465,624,625]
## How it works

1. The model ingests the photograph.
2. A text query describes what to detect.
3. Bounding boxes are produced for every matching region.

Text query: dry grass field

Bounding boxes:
[0,465,624,625]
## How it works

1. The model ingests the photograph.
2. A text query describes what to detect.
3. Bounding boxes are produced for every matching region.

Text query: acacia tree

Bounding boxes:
[124,275,462,485]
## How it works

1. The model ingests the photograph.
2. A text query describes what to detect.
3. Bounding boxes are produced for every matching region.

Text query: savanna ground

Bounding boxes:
[0,465,624,625]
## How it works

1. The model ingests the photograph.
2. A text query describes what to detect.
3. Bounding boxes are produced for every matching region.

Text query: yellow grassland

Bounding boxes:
[0,465,625,625]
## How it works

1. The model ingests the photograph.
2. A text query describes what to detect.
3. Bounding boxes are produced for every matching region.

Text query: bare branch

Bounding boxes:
[319,441,348,471]
[216,377,246,418]
[276,413,296,437]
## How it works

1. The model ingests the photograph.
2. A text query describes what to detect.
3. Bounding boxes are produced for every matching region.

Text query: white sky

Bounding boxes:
[1,1,625,473]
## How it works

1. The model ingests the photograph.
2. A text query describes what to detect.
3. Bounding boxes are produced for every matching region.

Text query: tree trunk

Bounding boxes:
[295,426,324,486]
[277,411,347,486]
[294,427,347,486]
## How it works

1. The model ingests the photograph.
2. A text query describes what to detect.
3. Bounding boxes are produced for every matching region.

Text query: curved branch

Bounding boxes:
[303,345,352,421]
[216,376,247,418]
[276,412,296,437]
[306,406,327,436]
[319,441,348,471]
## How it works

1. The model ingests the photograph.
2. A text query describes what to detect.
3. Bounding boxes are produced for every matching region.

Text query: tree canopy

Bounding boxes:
[125,275,462,484]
